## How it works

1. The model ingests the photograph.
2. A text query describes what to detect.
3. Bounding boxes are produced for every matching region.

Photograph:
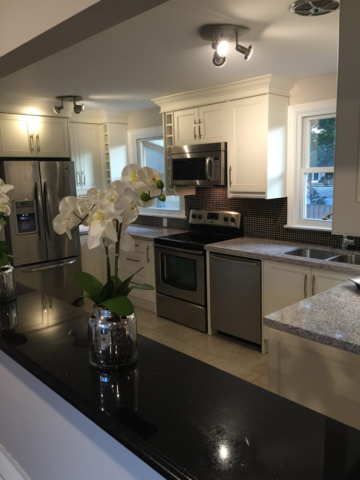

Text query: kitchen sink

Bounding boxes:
[328,255,360,265]
[285,248,337,260]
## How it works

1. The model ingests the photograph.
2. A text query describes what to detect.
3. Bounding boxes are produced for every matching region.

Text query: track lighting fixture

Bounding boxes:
[200,24,253,68]
[54,96,85,115]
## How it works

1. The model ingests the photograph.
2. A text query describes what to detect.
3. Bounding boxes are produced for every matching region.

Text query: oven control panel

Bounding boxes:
[189,209,241,229]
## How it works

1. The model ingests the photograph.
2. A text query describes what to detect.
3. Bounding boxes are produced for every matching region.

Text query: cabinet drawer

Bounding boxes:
[121,252,148,275]
[133,240,152,257]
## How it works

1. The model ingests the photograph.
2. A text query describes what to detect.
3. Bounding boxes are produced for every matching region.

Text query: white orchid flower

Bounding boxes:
[87,188,102,203]
[120,232,135,252]
[52,196,88,240]
[87,208,122,250]
[114,188,144,223]
[138,167,161,187]
[0,179,14,196]
[121,164,144,189]
[110,180,133,196]
[96,188,120,213]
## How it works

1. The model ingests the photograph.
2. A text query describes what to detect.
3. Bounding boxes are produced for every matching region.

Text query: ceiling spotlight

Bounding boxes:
[53,100,64,114]
[54,95,84,115]
[200,24,252,68]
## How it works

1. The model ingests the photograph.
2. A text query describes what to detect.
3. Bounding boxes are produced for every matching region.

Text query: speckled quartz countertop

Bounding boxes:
[264,281,360,354]
[80,224,187,240]
[206,237,360,275]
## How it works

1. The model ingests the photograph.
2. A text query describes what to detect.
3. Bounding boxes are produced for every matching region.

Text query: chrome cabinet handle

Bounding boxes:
[147,246,150,263]
[198,119,202,139]
[304,274,308,298]
[193,120,198,140]
[81,171,85,186]
[126,257,140,262]
[23,259,76,273]
[43,294,47,310]
[312,275,315,296]
[229,165,232,187]
[135,244,139,247]
[36,134,40,152]
[29,133,34,154]
[76,171,81,186]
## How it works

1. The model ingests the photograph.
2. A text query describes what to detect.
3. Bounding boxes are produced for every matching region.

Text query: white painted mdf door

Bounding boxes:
[228,96,267,198]
[69,123,83,192]
[174,108,199,146]
[0,113,33,157]
[198,103,228,143]
[35,117,70,157]
[77,123,102,191]
[312,268,349,295]
[263,261,312,316]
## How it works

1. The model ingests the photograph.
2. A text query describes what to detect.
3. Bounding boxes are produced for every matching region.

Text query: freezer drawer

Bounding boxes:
[15,256,83,304]
[210,254,261,344]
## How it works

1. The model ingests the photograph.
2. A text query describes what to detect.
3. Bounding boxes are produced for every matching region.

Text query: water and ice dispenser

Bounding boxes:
[14,200,38,235]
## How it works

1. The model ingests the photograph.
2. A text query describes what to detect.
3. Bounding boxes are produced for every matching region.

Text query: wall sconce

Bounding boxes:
[200,24,254,68]
[54,96,85,115]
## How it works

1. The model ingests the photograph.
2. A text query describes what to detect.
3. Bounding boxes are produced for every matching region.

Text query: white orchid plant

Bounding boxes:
[52,164,166,316]
[0,179,14,267]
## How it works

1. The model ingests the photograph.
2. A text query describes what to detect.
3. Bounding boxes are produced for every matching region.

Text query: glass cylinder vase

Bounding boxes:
[88,306,138,368]
[0,265,16,303]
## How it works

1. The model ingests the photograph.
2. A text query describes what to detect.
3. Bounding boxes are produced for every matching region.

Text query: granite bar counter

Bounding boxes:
[206,237,360,275]
[2,284,360,479]
[80,223,187,240]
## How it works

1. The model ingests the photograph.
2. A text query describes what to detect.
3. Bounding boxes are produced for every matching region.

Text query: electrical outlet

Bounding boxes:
[163,217,168,227]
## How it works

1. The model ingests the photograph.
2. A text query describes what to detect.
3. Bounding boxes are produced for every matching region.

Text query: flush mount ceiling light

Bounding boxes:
[54,95,85,115]
[200,24,253,68]
[290,0,340,16]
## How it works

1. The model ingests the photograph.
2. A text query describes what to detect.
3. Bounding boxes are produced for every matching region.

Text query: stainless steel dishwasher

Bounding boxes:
[210,253,261,345]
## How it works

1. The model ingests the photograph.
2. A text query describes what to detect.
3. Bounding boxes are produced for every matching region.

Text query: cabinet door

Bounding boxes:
[228,96,267,197]
[69,124,83,192]
[198,103,228,143]
[77,123,102,191]
[263,261,312,316]
[312,268,349,295]
[0,114,33,157]
[35,117,70,157]
[174,108,199,146]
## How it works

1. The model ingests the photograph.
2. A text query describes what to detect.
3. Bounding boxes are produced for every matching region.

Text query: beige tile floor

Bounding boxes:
[83,300,268,390]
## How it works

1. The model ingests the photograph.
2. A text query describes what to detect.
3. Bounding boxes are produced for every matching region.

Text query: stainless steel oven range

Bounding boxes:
[154,209,243,332]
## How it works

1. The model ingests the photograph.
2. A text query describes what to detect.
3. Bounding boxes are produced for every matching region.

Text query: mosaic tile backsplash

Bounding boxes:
[134,187,360,250]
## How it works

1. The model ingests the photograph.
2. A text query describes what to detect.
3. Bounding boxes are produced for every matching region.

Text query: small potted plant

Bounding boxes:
[52,164,166,368]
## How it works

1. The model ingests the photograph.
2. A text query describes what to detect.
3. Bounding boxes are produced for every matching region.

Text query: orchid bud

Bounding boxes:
[139,192,151,202]
[158,194,166,202]
[156,179,164,189]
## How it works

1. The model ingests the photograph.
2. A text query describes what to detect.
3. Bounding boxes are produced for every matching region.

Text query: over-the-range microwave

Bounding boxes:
[168,142,226,187]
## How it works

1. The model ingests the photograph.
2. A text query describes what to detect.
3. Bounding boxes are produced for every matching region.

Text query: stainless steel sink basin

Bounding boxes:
[328,255,360,265]
[286,248,337,260]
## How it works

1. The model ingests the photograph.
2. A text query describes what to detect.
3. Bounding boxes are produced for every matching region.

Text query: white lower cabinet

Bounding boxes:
[263,261,349,317]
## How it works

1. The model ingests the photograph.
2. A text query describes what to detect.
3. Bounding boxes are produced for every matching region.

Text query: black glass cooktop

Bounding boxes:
[154,231,237,251]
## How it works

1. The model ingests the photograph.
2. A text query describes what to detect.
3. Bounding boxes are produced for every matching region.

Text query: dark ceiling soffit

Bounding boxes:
[0,0,169,80]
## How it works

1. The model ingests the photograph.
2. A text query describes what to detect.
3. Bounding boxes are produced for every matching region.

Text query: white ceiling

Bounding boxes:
[0,0,339,111]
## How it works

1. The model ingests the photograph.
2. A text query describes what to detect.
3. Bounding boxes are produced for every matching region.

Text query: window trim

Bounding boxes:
[127,126,186,218]
[286,99,336,231]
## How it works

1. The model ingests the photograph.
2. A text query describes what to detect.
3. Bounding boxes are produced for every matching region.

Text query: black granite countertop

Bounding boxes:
[1,284,360,479]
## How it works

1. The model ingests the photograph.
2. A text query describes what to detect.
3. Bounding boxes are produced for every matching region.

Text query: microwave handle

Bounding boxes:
[205,157,213,181]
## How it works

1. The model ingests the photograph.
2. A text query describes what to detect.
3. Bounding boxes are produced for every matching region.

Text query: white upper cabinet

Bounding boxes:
[0,113,70,158]
[0,114,32,157]
[70,123,103,194]
[35,117,69,158]
[174,103,228,146]
[228,94,288,199]
[332,0,360,235]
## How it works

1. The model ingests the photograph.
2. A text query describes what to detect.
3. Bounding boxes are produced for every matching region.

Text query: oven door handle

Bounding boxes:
[205,157,213,182]
[155,245,204,256]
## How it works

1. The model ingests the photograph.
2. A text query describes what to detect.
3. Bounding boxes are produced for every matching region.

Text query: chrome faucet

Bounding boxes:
[341,236,355,250]
[322,212,333,220]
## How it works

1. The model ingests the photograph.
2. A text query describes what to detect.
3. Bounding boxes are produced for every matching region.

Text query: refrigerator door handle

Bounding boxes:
[22,259,76,273]
[35,181,45,242]
[43,181,53,240]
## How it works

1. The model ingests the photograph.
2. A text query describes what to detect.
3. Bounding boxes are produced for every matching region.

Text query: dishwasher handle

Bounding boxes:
[210,254,259,267]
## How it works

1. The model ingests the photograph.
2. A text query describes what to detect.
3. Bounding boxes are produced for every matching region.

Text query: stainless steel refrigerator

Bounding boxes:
[0,159,83,303]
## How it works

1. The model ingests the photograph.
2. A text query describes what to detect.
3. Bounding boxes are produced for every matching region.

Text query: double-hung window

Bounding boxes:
[287,100,336,230]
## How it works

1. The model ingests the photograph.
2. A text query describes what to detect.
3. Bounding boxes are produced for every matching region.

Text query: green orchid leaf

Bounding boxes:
[122,283,154,296]
[98,280,115,304]
[73,271,103,304]
[0,241,9,255]
[117,267,144,295]
[0,252,8,267]
[110,275,122,292]
[101,296,134,316]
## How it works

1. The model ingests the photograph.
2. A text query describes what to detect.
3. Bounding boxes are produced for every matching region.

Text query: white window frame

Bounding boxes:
[127,126,185,218]
[286,99,336,231]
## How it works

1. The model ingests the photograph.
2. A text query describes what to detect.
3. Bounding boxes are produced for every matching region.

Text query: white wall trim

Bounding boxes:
[152,74,296,113]
[287,99,336,231]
